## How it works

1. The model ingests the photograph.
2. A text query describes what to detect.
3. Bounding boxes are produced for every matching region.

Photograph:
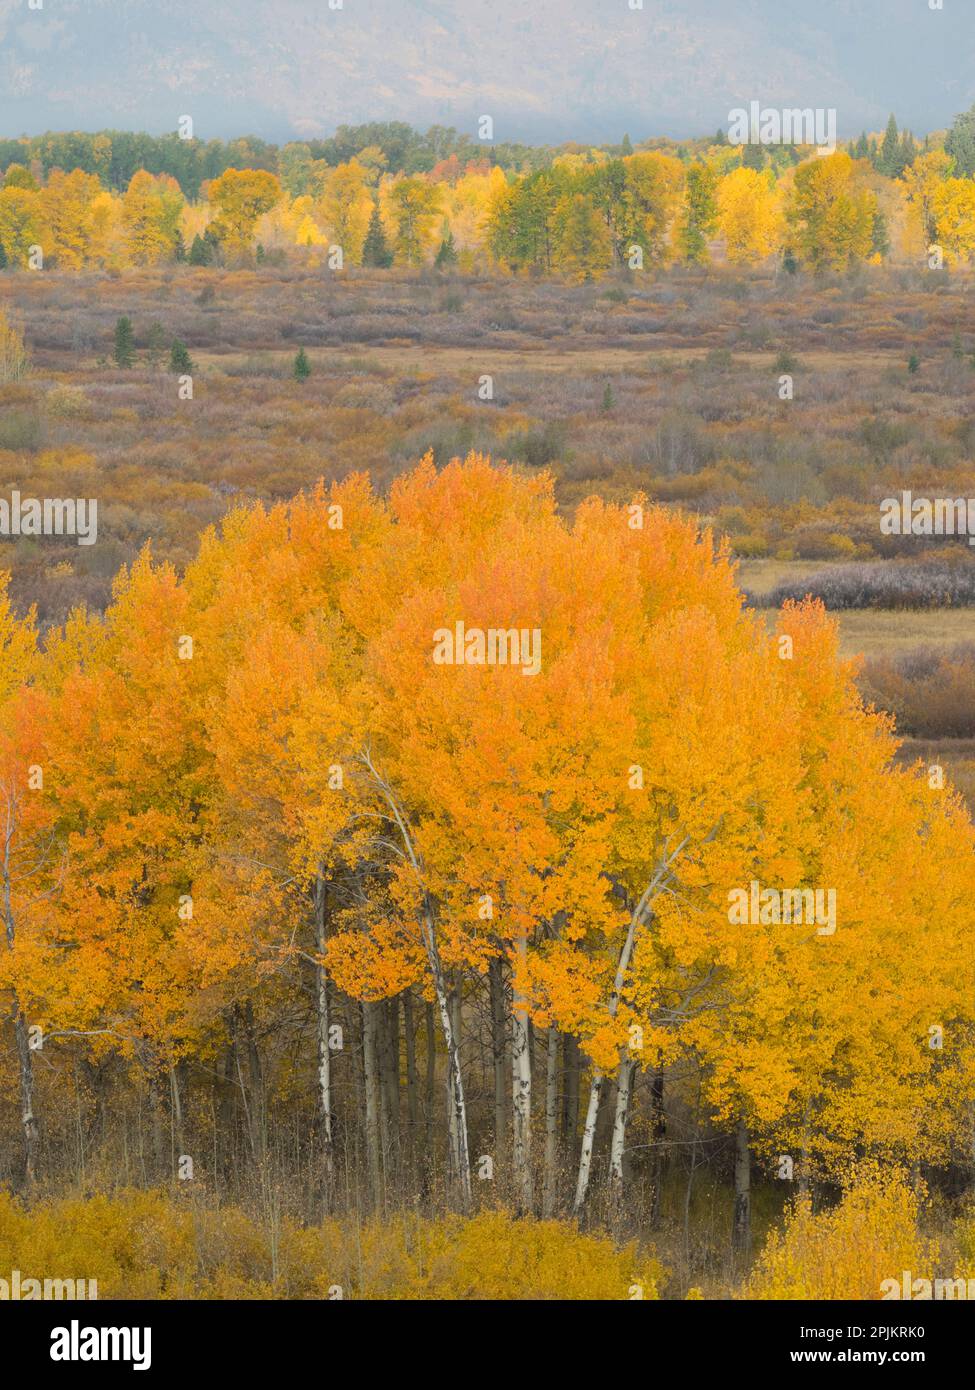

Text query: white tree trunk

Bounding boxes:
[313,872,334,1200]
[12,1010,38,1185]
[511,936,533,1212]
[360,752,472,1210]
[572,1069,606,1215]
[608,1054,635,1221]
[427,933,472,1210]
[3,791,38,1186]
[573,837,690,1215]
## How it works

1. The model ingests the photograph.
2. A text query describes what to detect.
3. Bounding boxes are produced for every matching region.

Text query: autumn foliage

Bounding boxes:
[1,453,974,1286]
[749,1166,938,1300]
[3,134,974,273]
[0,1189,662,1300]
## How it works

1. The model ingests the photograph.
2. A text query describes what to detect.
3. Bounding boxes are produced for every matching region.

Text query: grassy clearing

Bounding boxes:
[742,561,975,657]
[835,608,975,659]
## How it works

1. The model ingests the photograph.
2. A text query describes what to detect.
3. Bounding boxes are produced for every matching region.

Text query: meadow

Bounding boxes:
[4,258,974,778]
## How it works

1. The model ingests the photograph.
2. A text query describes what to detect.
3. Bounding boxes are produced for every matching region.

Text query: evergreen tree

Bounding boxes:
[898,130,918,174]
[0,241,7,270]
[169,339,193,374]
[488,170,558,271]
[946,103,975,177]
[742,142,766,171]
[293,347,310,380]
[621,133,634,154]
[435,223,458,268]
[361,203,393,267]
[878,115,900,176]
[854,132,870,161]
[188,234,212,266]
[113,315,135,369]
[146,321,166,369]
[173,230,187,263]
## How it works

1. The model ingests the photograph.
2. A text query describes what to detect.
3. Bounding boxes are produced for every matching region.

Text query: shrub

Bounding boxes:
[0,310,29,382]
[823,532,857,559]
[503,420,567,468]
[732,533,769,558]
[46,384,88,418]
[0,1191,665,1301]
[750,1166,938,1300]
[0,408,43,450]
[953,1202,975,1279]
[859,643,975,738]
[760,556,975,610]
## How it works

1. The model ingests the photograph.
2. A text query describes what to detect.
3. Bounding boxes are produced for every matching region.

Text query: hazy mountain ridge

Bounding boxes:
[0,0,971,142]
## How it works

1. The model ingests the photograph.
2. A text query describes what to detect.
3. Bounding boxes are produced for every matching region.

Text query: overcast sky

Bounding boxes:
[1,0,972,144]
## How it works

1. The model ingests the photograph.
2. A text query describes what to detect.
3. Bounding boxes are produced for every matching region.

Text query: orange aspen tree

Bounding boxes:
[368,461,626,1209]
[35,554,229,1174]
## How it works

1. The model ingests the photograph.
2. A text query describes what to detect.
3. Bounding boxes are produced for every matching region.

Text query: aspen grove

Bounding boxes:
[1,453,974,1252]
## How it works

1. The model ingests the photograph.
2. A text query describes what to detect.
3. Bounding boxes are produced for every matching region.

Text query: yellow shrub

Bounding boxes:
[823,532,858,558]
[0,1191,664,1300]
[0,311,29,383]
[749,1166,938,1300]
[402,1211,664,1300]
[732,533,769,558]
[0,1190,197,1298]
[952,1201,975,1279]
[46,384,89,417]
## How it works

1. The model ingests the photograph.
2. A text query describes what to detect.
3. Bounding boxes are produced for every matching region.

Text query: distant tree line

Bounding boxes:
[3,107,968,201]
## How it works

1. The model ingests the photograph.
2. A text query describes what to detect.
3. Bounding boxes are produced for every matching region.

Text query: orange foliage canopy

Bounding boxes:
[1,454,973,1176]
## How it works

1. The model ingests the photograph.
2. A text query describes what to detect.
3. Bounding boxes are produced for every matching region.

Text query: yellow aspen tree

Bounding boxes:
[716,167,783,263]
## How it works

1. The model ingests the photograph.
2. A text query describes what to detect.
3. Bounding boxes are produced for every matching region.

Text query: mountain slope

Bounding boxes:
[0,0,971,142]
